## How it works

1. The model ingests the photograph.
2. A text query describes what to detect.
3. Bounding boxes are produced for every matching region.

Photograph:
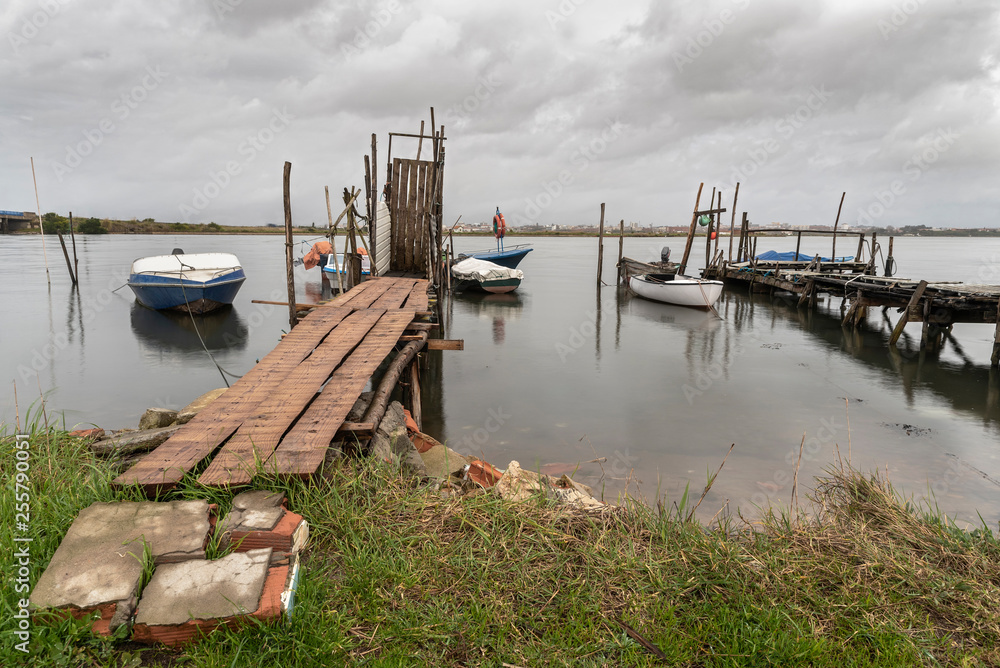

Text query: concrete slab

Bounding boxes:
[30,499,212,631]
[220,490,308,555]
[134,548,272,626]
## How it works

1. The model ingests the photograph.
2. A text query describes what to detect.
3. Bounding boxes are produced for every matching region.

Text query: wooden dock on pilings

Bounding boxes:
[708,262,1000,366]
[113,276,460,495]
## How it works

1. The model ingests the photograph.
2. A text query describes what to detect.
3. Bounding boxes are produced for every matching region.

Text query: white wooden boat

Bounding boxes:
[628,273,723,309]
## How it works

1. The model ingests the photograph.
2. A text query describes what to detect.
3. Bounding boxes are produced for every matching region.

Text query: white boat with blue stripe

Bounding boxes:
[127,250,246,314]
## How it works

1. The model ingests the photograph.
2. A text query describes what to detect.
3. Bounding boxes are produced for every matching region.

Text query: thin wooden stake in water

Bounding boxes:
[57,232,76,284]
[727,182,739,262]
[68,211,79,285]
[617,219,624,287]
[596,203,605,284]
[30,157,51,286]
[283,161,298,330]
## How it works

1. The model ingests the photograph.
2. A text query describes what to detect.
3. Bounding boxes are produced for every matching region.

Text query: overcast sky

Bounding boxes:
[2,0,998,229]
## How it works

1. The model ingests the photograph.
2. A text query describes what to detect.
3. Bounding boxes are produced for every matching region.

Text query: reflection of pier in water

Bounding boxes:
[748,291,1000,425]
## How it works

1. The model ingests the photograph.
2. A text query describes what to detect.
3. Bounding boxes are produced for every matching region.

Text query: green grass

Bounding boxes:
[4,412,1000,666]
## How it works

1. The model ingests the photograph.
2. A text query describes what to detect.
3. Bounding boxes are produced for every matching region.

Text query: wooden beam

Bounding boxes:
[283,161,298,330]
[888,280,928,346]
[597,203,605,284]
[426,338,463,350]
[678,183,704,275]
[337,422,375,438]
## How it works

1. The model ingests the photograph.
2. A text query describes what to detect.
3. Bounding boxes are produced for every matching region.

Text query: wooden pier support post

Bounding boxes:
[888,280,928,347]
[992,297,1000,367]
[738,211,748,262]
[886,237,895,276]
[797,279,815,309]
[617,219,624,287]
[727,183,739,262]
[597,203,605,284]
[795,231,802,261]
[283,161,298,330]
[679,183,704,275]
[408,358,422,431]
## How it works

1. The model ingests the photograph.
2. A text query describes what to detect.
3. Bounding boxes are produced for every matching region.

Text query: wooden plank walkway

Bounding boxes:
[114,277,431,494]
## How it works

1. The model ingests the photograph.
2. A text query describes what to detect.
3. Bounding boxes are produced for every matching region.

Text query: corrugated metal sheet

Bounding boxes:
[373,201,391,277]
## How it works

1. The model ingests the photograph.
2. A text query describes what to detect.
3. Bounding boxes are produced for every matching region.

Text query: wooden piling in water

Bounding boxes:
[679,183,704,275]
[617,219,624,287]
[57,232,76,284]
[597,203,605,284]
[283,161,298,330]
[727,183,739,262]
[69,211,79,285]
[992,297,1000,367]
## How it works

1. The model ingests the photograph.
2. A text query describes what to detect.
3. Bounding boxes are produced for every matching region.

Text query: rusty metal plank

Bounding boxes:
[113,307,354,493]
[197,309,386,488]
[268,310,415,478]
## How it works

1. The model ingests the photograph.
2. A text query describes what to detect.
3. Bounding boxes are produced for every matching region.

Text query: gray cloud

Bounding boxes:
[1,0,998,230]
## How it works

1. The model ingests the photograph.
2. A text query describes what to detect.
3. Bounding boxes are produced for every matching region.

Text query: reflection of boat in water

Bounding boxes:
[626,293,721,332]
[130,302,249,353]
[454,290,525,317]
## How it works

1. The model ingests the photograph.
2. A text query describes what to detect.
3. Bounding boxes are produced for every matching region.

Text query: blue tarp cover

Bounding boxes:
[755,250,854,262]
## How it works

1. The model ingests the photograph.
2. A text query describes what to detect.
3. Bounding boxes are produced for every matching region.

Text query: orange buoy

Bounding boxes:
[493,210,506,239]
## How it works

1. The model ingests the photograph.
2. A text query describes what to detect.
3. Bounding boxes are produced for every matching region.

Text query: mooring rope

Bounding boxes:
[176,258,243,388]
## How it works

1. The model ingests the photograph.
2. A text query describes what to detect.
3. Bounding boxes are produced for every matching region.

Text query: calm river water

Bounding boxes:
[3,233,1000,523]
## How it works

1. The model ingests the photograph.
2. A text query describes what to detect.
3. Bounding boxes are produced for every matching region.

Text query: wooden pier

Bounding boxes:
[114,277,437,494]
[705,254,1000,366]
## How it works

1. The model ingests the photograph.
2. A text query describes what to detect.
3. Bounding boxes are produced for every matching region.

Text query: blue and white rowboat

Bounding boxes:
[128,251,246,314]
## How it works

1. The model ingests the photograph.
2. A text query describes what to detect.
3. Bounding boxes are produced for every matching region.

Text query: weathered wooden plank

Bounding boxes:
[198,309,386,488]
[426,338,464,350]
[406,160,420,271]
[113,307,354,492]
[414,161,427,277]
[391,158,405,271]
[404,280,430,311]
[327,279,378,307]
[370,278,418,309]
[269,310,416,478]
[344,278,396,311]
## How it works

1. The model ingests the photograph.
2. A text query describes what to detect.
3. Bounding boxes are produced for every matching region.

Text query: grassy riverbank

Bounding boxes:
[3,416,1000,666]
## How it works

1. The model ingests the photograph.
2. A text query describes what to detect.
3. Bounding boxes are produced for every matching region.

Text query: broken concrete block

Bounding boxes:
[91,425,182,457]
[175,388,228,425]
[219,491,309,555]
[494,461,607,511]
[419,443,470,480]
[132,548,287,646]
[370,402,427,477]
[30,500,213,634]
[139,408,178,430]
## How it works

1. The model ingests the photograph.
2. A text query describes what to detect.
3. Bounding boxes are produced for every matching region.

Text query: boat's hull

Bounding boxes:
[465,247,532,269]
[457,276,521,294]
[128,271,246,314]
[629,274,723,309]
